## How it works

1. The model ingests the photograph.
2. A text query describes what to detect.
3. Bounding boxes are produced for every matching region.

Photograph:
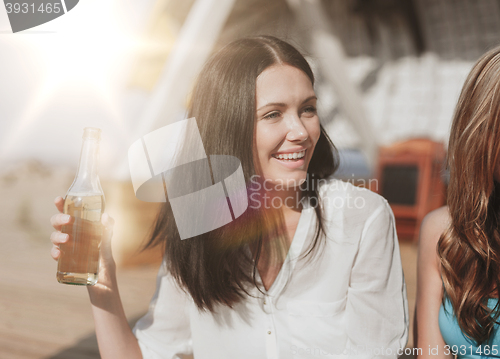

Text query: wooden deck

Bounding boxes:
[0,162,417,358]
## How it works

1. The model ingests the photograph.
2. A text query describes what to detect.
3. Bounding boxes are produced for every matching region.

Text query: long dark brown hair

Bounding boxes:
[145,36,339,312]
[438,46,500,344]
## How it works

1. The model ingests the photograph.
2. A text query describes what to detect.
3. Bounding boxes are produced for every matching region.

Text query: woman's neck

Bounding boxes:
[248,186,303,261]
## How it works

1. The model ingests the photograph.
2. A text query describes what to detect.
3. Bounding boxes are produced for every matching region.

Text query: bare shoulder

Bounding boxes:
[420,206,451,244]
[418,206,451,268]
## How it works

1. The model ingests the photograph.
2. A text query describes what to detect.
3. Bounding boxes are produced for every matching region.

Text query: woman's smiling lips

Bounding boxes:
[271,148,307,168]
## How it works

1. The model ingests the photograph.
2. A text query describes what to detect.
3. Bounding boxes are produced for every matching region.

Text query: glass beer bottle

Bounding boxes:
[57,127,105,285]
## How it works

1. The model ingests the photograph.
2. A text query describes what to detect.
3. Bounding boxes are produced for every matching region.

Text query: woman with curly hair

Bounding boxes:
[415,47,500,357]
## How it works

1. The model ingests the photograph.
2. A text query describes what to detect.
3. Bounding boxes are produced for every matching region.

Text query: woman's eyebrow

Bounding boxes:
[256,96,317,112]
[256,102,286,112]
[302,96,317,104]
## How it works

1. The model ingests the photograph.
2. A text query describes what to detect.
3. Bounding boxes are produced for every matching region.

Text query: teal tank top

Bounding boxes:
[439,297,500,358]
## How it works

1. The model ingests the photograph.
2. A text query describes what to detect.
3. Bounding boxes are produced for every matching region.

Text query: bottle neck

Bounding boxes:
[70,138,102,194]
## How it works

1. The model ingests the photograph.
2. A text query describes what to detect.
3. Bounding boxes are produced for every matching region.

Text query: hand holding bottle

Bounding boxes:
[50,196,117,289]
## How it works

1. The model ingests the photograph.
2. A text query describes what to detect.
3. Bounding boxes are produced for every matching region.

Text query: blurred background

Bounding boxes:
[2,0,500,357]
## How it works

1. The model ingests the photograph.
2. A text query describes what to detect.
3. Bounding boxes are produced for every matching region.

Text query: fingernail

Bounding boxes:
[64,215,71,221]
[60,233,69,241]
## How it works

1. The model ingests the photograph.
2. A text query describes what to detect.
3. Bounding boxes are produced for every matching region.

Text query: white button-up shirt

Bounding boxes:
[133,179,409,358]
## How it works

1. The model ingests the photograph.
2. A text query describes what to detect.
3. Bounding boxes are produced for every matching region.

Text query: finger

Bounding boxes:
[50,213,74,231]
[51,245,61,260]
[50,231,69,245]
[54,196,64,213]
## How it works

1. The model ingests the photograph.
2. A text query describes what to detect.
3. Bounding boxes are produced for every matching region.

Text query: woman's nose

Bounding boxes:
[285,116,309,142]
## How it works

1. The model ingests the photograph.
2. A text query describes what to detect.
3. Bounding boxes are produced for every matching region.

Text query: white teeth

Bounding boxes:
[274,150,306,160]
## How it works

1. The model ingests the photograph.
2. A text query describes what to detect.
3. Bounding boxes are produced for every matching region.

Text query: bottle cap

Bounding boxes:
[83,127,101,141]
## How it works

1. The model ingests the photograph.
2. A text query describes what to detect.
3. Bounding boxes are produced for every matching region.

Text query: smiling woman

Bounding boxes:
[254,65,320,186]
[49,35,409,359]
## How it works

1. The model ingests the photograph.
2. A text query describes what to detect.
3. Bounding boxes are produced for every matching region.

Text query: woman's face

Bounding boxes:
[254,64,321,188]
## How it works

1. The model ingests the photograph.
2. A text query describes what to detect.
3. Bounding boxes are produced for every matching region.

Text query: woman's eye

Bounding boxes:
[302,106,317,116]
[263,111,280,120]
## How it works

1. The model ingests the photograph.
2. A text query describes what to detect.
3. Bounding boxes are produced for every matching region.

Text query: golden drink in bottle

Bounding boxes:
[57,128,106,285]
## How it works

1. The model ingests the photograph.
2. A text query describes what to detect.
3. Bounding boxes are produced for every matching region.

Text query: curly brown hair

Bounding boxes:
[438,46,500,344]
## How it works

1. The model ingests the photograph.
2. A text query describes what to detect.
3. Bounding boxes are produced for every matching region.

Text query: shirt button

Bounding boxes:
[267,330,271,335]
[263,300,267,305]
